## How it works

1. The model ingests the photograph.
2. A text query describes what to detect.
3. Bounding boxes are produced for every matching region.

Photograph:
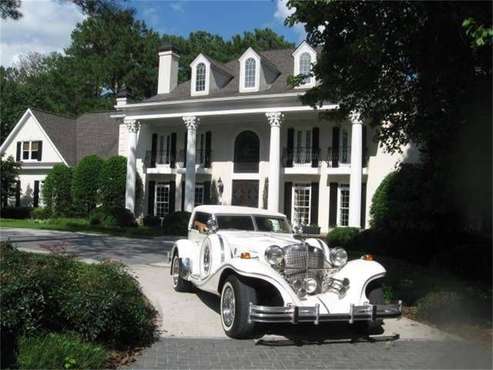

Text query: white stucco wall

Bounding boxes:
[14,170,50,207]
[2,113,65,164]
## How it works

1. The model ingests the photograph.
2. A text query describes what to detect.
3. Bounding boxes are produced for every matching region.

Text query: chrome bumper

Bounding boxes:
[248,301,402,325]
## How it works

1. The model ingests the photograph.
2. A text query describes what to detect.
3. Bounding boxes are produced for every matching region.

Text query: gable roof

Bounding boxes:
[29,109,118,166]
[144,47,316,103]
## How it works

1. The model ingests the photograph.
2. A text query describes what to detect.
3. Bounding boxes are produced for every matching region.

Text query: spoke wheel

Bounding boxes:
[171,253,192,292]
[220,275,257,339]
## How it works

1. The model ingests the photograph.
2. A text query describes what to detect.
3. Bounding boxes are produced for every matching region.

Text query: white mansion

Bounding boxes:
[1,42,416,233]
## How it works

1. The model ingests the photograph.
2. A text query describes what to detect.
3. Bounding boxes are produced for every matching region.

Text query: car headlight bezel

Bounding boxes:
[329,247,348,267]
[265,245,284,266]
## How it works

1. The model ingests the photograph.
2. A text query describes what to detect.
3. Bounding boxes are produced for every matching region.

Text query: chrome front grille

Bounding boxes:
[284,244,325,270]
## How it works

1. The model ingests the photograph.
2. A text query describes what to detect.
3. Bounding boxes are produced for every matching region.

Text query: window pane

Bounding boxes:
[155,184,170,217]
[292,184,311,225]
[300,52,311,84]
[244,58,256,88]
[22,142,30,160]
[195,185,204,206]
[196,63,206,91]
[339,187,350,226]
[216,215,254,231]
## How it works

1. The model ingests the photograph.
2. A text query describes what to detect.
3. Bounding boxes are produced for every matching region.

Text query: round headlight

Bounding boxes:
[265,245,284,266]
[329,248,348,267]
[304,278,318,294]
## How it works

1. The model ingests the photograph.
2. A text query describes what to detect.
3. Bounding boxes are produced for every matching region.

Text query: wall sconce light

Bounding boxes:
[217,177,224,195]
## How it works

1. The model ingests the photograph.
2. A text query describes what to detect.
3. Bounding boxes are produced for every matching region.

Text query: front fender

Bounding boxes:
[169,239,195,263]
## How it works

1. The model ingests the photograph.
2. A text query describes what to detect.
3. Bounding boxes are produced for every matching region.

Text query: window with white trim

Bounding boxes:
[195,63,206,92]
[195,184,204,206]
[339,185,350,226]
[196,132,205,165]
[299,52,311,84]
[341,128,350,164]
[155,183,171,218]
[294,129,312,164]
[244,58,256,88]
[158,134,171,165]
[292,183,311,225]
[22,141,40,160]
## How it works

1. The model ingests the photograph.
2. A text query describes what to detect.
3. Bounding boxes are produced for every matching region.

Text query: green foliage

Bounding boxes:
[72,155,104,215]
[31,207,51,220]
[17,333,107,370]
[327,227,360,248]
[143,215,161,228]
[42,164,73,217]
[0,154,20,208]
[162,211,191,236]
[98,156,127,209]
[0,0,22,20]
[0,243,157,352]
[96,207,137,228]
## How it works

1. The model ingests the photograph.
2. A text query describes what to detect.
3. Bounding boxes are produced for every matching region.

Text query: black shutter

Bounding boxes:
[204,181,211,204]
[310,182,319,225]
[37,141,42,161]
[147,181,155,216]
[170,133,177,168]
[169,181,176,214]
[16,142,21,161]
[332,127,340,168]
[284,182,292,221]
[181,179,185,210]
[362,125,367,166]
[329,182,338,227]
[183,131,187,165]
[33,181,39,208]
[287,128,294,167]
[205,131,212,168]
[361,183,367,228]
[150,134,158,168]
[311,127,319,168]
[15,180,21,207]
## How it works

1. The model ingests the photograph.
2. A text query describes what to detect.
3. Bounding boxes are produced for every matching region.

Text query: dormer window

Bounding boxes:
[299,52,311,84]
[196,63,206,92]
[244,58,256,88]
[292,41,317,88]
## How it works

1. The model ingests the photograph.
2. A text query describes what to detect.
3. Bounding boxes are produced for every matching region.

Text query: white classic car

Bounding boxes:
[169,205,401,339]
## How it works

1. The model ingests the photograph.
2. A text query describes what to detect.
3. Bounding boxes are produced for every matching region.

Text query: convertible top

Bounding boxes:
[193,205,285,218]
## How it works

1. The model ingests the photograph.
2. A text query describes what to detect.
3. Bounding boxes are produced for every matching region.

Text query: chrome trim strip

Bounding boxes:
[218,234,225,263]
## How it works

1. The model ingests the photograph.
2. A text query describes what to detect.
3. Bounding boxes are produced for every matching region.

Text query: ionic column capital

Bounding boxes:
[124,119,141,133]
[349,110,363,125]
[266,112,285,128]
[183,115,200,131]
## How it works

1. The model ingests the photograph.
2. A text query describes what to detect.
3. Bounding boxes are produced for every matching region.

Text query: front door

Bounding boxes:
[232,180,259,208]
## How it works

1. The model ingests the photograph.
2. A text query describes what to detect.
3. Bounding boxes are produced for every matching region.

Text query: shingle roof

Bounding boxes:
[144,48,311,103]
[31,109,118,166]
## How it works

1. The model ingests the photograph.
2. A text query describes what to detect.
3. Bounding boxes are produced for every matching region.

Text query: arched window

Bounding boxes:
[234,130,260,172]
[196,63,206,92]
[244,58,256,88]
[299,52,312,84]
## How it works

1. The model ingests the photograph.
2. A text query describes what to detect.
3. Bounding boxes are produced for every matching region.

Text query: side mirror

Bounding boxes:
[207,217,218,233]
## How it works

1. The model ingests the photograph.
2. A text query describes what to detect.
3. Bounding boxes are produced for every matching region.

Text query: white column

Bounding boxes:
[349,111,363,228]
[183,116,200,212]
[125,119,141,213]
[266,112,284,212]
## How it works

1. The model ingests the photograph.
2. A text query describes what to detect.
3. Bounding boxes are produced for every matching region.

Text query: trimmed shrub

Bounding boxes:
[162,211,191,236]
[102,207,137,228]
[42,164,73,217]
[72,155,104,216]
[17,333,107,370]
[99,156,127,209]
[89,209,104,226]
[143,215,161,228]
[0,206,32,219]
[416,291,466,324]
[31,207,51,220]
[0,244,157,353]
[327,227,360,248]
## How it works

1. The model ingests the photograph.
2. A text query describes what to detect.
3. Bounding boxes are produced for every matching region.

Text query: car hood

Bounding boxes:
[217,231,299,255]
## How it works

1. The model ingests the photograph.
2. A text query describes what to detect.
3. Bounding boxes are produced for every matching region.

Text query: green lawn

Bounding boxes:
[0,218,168,238]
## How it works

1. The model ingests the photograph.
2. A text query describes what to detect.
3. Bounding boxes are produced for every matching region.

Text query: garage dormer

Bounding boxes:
[190,54,233,97]
[238,47,279,93]
[292,41,317,89]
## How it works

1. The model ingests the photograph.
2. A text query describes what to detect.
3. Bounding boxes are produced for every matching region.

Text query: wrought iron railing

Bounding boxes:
[178,148,212,167]
[327,146,368,167]
[144,150,175,168]
[282,147,321,167]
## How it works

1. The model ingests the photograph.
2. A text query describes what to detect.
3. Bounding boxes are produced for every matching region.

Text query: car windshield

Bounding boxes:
[216,215,255,231]
[254,216,291,233]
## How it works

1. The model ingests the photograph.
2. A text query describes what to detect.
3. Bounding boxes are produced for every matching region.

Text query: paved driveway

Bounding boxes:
[3,228,492,369]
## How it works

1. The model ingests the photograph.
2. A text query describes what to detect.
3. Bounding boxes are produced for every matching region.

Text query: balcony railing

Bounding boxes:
[327,146,368,168]
[282,147,321,168]
[145,149,212,168]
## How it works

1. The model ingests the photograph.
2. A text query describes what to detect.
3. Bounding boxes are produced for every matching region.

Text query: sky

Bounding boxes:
[0,0,305,67]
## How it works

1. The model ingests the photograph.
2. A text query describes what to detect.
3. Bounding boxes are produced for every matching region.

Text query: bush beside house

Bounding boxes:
[72,155,104,215]
[42,164,73,217]
[0,242,157,368]
[99,156,127,210]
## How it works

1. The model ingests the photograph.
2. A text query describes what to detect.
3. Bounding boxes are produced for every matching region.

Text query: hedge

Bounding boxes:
[99,156,127,210]
[72,155,104,216]
[42,164,73,217]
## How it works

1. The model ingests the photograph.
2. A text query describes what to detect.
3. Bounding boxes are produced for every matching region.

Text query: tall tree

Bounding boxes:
[0,155,20,208]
